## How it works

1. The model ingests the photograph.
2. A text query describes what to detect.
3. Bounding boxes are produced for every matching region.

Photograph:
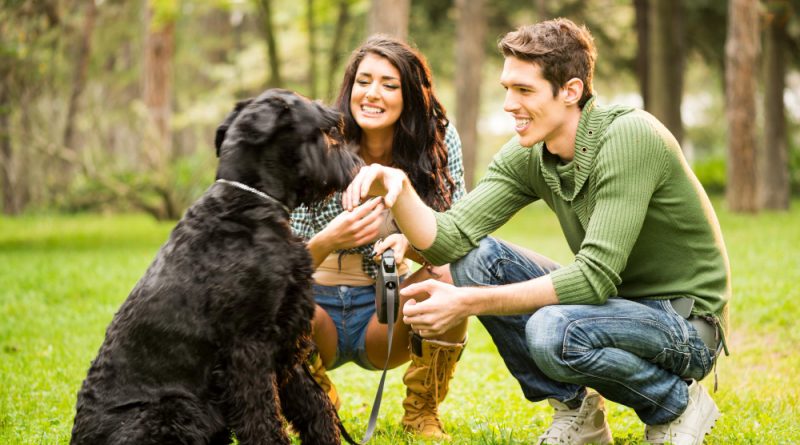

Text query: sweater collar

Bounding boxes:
[539,96,604,201]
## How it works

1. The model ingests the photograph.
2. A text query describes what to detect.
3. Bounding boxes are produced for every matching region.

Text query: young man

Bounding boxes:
[343,18,730,445]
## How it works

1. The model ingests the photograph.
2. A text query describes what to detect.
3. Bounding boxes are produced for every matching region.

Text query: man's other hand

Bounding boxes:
[401,279,470,337]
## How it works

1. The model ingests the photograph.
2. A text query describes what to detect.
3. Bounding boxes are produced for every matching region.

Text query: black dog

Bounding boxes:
[71,89,360,445]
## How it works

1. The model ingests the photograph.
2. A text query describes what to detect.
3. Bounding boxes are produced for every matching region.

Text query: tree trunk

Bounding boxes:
[634,0,649,109]
[142,0,178,219]
[143,1,174,170]
[647,0,685,145]
[0,87,18,215]
[63,0,97,153]
[759,3,790,210]
[258,0,282,88]
[368,0,409,41]
[725,0,759,212]
[326,0,350,101]
[535,0,548,19]
[307,0,318,98]
[455,0,485,190]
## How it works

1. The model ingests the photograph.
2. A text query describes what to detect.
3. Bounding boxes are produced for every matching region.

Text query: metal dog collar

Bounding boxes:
[215,179,292,215]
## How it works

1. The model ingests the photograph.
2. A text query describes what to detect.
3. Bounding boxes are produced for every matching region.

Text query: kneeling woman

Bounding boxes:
[290,36,468,440]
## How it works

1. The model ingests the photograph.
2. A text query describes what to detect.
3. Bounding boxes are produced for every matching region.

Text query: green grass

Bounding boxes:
[1,200,798,444]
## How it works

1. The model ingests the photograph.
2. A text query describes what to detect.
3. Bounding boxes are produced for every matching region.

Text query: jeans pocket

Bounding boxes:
[687,337,714,379]
[651,347,691,376]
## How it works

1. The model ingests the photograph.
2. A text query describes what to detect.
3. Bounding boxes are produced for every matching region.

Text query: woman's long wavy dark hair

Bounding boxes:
[335,35,456,211]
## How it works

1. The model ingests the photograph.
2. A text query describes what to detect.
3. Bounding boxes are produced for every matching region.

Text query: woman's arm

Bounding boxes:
[298,197,386,269]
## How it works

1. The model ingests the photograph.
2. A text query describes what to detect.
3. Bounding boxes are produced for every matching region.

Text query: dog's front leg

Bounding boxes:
[226,343,291,445]
[279,364,341,445]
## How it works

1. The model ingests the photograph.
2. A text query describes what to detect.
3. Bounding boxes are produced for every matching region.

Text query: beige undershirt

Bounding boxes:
[313,209,411,286]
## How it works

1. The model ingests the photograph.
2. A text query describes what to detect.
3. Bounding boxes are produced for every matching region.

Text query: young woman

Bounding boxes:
[290,35,467,440]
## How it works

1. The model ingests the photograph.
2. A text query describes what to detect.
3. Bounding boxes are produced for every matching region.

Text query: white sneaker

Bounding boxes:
[538,392,613,444]
[644,380,721,445]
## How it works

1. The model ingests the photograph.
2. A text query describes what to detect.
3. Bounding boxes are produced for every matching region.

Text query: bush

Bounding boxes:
[690,156,726,194]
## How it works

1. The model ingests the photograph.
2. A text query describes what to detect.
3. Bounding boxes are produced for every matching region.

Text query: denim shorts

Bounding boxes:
[313,284,379,371]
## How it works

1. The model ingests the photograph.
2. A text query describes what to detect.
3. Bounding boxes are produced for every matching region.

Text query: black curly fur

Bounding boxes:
[70,89,361,445]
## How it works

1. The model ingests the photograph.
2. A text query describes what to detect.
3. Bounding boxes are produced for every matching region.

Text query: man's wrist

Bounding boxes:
[397,171,412,201]
[459,287,480,318]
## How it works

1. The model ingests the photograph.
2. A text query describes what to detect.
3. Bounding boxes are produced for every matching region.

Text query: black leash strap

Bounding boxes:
[356,288,395,443]
[304,250,398,445]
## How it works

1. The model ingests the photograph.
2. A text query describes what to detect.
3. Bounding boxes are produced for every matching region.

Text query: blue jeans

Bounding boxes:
[313,284,378,371]
[450,237,715,425]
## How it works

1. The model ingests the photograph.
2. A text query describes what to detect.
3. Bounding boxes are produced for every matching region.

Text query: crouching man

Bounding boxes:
[343,18,729,445]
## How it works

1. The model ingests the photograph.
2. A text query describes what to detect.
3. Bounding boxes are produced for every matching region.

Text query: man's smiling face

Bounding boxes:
[500,56,573,156]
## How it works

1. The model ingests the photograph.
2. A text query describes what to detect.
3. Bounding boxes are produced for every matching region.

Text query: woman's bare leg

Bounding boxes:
[311,305,338,368]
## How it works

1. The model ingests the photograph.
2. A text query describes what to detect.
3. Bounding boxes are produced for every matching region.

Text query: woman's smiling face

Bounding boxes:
[349,53,403,133]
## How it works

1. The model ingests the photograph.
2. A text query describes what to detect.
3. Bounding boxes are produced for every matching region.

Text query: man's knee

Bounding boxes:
[526,306,572,379]
[450,237,501,287]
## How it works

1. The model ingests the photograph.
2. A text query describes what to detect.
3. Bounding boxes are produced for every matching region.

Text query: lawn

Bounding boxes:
[1,199,798,444]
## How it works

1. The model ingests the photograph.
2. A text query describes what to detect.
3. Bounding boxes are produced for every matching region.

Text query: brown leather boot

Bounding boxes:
[308,350,340,410]
[401,333,465,440]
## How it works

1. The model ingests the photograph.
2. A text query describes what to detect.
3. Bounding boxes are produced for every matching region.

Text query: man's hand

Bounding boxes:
[343,164,408,210]
[401,280,471,338]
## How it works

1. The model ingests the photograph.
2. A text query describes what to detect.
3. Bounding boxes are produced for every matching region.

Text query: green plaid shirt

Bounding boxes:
[290,124,466,279]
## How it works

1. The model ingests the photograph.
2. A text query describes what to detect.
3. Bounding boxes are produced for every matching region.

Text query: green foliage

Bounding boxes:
[684,0,728,69]
[2,201,799,444]
[691,156,727,195]
[687,116,800,194]
[3,0,796,217]
[149,0,180,29]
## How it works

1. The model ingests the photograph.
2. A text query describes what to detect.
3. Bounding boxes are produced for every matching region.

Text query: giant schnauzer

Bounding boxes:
[70,89,360,445]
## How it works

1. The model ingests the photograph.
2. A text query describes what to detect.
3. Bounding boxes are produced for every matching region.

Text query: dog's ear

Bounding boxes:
[231,96,292,148]
[312,100,341,132]
[215,98,254,157]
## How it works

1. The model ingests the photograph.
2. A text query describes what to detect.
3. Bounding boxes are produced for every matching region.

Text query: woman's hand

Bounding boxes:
[372,233,410,264]
[314,197,385,252]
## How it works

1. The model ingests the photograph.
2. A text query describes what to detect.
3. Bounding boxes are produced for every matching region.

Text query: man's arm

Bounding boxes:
[344,140,538,263]
[401,275,560,337]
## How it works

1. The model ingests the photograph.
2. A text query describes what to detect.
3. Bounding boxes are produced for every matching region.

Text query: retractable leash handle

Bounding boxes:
[376,248,399,324]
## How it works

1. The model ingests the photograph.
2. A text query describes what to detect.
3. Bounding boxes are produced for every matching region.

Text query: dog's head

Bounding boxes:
[215,89,362,209]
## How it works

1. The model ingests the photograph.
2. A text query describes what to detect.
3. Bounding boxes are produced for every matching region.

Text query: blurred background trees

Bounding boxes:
[1,0,799,219]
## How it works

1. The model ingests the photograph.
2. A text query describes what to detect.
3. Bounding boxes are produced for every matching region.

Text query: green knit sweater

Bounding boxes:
[423,97,731,335]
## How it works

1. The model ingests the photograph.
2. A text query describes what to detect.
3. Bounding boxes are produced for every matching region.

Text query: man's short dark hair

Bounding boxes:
[499,18,597,108]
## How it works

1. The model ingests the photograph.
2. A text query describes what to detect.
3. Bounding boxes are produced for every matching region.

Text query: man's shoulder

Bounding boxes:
[590,102,643,130]
[592,101,670,134]
[590,105,677,174]
[589,103,675,150]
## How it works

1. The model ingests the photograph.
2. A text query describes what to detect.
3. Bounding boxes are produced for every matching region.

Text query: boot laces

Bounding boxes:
[424,348,450,405]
